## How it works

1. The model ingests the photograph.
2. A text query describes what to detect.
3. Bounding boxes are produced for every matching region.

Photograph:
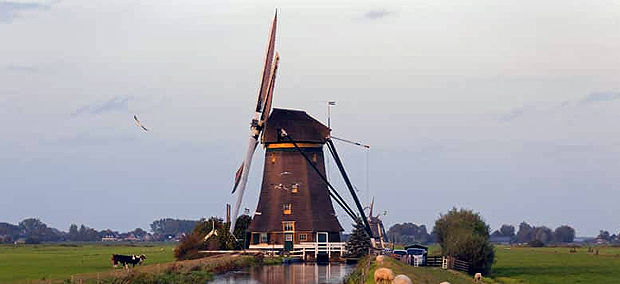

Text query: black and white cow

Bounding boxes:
[111,254,146,268]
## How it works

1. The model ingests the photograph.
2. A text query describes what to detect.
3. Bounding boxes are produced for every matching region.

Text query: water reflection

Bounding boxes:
[209,263,354,284]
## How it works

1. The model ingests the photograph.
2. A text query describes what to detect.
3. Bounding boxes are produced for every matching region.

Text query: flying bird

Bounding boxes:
[133,115,149,132]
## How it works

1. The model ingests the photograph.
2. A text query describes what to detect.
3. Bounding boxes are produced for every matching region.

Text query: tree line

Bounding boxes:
[491,223,576,246]
[386,220,619,247]
[0,217,202,244]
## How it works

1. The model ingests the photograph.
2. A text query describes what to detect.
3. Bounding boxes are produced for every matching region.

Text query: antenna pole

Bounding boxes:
[327,101,335,181]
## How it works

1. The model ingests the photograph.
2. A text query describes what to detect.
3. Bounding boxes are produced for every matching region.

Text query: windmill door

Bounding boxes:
[317,232,328,254]
[284,233,294,251]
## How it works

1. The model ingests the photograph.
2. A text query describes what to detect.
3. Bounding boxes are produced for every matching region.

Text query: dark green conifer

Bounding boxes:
[345,218,372,258]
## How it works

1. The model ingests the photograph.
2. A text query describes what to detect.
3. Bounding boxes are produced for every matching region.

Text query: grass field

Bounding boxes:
[4,243,620,284]
[490,245,620,284]
[0,243,176,283]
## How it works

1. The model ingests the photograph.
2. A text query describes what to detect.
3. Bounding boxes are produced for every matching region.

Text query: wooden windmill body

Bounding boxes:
[248,109,343,250]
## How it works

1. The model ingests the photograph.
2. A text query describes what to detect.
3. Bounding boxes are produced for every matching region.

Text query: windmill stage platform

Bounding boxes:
[249,241,347,262]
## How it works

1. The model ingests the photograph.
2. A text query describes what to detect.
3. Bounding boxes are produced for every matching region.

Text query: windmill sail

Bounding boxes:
[259,52,280,125]
[231,162,244,194]
[255,11,278,113]
[230,12,278,234]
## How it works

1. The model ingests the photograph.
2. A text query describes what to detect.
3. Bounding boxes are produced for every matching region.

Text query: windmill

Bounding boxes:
[229,13,374,255]
[365,197,387,249]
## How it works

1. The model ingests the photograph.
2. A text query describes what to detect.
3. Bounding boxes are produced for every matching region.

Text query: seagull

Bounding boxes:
[133,115,149,132]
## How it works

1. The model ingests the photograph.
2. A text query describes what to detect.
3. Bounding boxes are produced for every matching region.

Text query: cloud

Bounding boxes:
[499,107,525,122]
[71,96,130,116]
[360,9,394,21]
[578,92,620,105]
[499,90,620,122]
[6,64,39,72]
[0,1,56,24]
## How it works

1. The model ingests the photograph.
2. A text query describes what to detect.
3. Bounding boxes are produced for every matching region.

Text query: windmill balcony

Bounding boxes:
[249,241,347,262]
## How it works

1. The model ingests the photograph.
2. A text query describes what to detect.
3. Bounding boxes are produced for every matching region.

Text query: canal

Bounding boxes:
[208,262,355,284]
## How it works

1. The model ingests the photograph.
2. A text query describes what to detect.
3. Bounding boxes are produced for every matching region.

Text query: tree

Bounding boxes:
[193,217,223,236]
[597,230,611,241]
[131,228,147,238]
[554,225,575,243]
[19,218,47,237]
[387,222,432,244]
[532,226,554,245]
[18,218,60,242]
[433,208,495,275]
[516,222,533,243]
[0,222,20,241]
[491,224,515,241]
[345,218,372,258]
[69,224,79,241]
[499,225,515,239]
[150,218,199,237]
[233,214,252,241]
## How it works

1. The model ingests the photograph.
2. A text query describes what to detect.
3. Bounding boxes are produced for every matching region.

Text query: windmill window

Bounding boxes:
[291,183,299,193]
[283,203,292,215]
[271,153,276,164]
[283,221,294,232]
[260,233,268,243]
[299,234,307,241]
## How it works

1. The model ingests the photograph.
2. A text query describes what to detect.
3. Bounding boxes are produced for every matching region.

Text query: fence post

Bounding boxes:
[442,256,447,269]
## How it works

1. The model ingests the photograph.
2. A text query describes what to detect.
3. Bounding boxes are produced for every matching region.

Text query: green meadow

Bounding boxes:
[383,244,620,284]
[490,245,620,284]
[0,243,176,283]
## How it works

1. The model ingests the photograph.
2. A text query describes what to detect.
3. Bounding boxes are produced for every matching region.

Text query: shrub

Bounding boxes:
[433,208,495,274]
[174,233,206,261]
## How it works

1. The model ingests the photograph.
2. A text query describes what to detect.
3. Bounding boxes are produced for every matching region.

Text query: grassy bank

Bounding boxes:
[97,254,261,284]
[346,256,477,284]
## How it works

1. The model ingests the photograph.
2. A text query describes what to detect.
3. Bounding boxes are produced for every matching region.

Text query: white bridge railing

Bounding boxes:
[289,242,346,259]
[248,242,347,260]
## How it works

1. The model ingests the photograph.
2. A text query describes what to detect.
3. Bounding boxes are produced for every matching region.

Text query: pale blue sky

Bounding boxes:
[1,0,619,236]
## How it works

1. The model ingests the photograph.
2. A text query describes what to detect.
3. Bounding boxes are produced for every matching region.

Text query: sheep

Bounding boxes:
[376,255,385,265]
[393,274,412,284]
[373,267,394,284]
[439,282,451,284]
[474,272,482,281]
